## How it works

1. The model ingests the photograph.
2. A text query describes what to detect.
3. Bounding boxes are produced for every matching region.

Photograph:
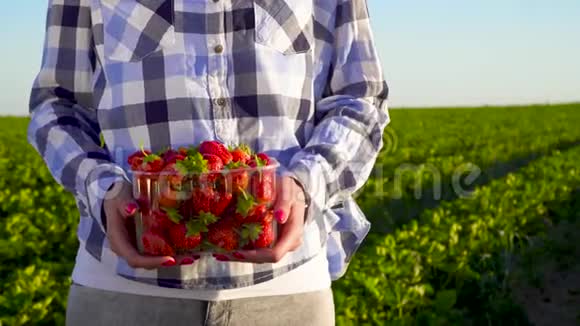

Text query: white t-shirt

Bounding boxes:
[72,246,331,301]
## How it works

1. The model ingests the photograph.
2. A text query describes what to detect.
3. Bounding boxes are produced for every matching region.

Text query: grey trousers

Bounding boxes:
[66,283,335,326]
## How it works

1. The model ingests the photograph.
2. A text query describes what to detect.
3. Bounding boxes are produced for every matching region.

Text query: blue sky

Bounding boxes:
[0,1,579,115]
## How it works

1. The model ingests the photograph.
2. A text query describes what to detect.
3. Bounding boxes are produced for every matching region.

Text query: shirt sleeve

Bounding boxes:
[286,0,389,236]
[27,0,129,232]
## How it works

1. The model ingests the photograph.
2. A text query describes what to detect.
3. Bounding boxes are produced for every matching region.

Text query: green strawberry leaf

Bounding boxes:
[226,160,248,170]
[163,208,183,224]
[99,133,106,148]
[239,144,252,155]
[142,154,161,163]
[240,223,262,242]
[201,240,226,253]
[185,145,200,157]
[198,211,219,226]
[252,154,267,167]
[236,190,256,217]
[175,153,208,174]
[156,146,171,156]
[185,219,207,237]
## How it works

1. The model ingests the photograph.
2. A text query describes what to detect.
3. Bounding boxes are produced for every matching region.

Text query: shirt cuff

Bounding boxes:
[85,164,130,232]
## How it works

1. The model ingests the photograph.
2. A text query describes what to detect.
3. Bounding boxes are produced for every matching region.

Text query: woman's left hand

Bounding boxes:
[215,176,307,263]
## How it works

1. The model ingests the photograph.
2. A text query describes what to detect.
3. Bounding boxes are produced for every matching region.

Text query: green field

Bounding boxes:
[1,104,580,325]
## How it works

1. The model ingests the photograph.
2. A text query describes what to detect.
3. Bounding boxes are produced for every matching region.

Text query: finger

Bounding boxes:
[237,204,304,263]
[107,200,175,269]
[175,254,201,266]
[274,204,304,253]
[272,177,291,223]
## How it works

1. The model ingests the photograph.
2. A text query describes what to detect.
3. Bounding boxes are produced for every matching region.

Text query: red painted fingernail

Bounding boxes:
[192,255,201,260]
[180,258,194,265]
[213,254,229,261]
[125,203,138,216]
[233,252,245,260]
[274,210,285,223]
[162,259,176,267]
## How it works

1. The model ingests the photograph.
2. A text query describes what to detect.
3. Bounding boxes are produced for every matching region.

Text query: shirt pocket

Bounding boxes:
[253,0,314,55]
[99,0,176,62]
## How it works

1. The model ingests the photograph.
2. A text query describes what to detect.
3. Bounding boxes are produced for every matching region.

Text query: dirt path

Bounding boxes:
[511,219,580,326]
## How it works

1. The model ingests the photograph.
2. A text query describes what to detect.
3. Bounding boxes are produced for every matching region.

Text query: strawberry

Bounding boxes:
[199,141,233,165]
[190,184,233,216]
[141,153,165,172]
[212,191,233,216]
[226,160,249,194]
[141,230,175,256]
[235,189,256,218]
[230,144,252,164]
[248,152,271,168]
[246,204,271,223]
[175,153,208,185]
[203,153,224,171]
[158,188,179,208]
[206,217,240,251]
[167,222,202,252]
[162,150,186,165]
[191,186,213,215]
[250,169,275,204]
[180,145,200,156]
[202,153,224,183]
[240,222,275,249]
[128,150,151,170]
[234,203,269,223]
[151,208,182,230]
[256,152,272,165]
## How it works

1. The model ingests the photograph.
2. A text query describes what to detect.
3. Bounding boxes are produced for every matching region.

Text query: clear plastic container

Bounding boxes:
[132,161,279,256]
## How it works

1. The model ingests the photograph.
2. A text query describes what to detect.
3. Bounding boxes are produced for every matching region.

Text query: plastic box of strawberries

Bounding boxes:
[127,141,278,257]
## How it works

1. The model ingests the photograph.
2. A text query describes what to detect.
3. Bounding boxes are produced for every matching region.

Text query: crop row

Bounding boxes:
[333,144,580,325]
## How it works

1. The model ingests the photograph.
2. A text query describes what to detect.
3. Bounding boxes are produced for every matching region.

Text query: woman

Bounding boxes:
[28,0,389,325]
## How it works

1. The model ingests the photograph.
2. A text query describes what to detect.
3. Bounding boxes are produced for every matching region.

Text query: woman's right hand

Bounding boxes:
[103,180,178,269]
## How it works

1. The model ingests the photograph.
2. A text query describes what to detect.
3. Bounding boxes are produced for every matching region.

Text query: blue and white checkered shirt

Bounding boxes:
[28,0,389,289]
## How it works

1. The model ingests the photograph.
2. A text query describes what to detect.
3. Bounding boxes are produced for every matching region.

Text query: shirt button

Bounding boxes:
[215,98,227,107]
[214,44,224,54]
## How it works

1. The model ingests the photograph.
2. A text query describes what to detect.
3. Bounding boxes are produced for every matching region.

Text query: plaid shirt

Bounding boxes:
[28,0,389,290]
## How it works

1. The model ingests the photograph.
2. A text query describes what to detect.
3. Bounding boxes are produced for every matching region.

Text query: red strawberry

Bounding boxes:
[234,204,269,223]
[230,144,252,164]
[202,153,224,183]
[151,208,182,230]
[247,205,271,223]
[206,218,240,251]
[231,170,249,194]
[191,186,213,215]
[167,222,202,252]
[199,141,233,165]
[203,153,224,171]
[160,163,188,189]
[240,222,275,249]
[163,150,186,165]
[248,153,271,167]
[226,160,249,194]
[256,153,271,165]
[128,150,150,170]
[141,154,165,172]
[191,185,232,216]
[141,230,175,256]
[212,191,233,216]
[250,170,275,204]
